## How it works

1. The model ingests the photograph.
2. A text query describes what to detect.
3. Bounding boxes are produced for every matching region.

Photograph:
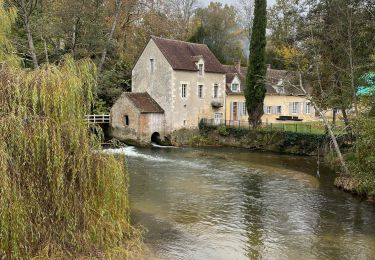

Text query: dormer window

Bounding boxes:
[231,83,240,92]
[198,63,204,76]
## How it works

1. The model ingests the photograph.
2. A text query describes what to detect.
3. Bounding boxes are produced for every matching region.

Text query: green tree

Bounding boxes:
[245,0,267,127]
[189,2,245,64]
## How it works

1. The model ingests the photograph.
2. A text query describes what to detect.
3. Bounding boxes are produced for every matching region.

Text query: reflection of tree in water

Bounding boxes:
[242,173,265,259]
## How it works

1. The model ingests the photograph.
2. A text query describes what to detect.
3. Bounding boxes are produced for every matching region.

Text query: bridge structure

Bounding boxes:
[85,114,110,124]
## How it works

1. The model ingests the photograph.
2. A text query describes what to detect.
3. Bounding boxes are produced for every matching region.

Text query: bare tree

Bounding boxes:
[238,0,254,40]
[98,0,123,73]
[169,0,198,35]
[10,0,39,68]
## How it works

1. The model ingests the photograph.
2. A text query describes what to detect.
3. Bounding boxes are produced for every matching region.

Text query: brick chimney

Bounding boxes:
[234,59,241,72]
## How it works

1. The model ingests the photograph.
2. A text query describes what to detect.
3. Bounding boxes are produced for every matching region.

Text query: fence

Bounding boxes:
[200,118,325,134]
[85,114,110,124]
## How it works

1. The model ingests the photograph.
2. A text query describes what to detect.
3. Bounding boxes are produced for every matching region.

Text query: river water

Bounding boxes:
[109,146,375,260]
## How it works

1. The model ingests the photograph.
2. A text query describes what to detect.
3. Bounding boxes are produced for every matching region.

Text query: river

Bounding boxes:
[109,146,375,260]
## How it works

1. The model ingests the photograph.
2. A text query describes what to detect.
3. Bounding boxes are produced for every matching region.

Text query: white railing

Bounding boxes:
[85,114,110,124]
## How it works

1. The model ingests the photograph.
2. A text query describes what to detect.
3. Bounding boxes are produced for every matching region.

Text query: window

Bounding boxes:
[124,115,129,126]
[277,106,282,114]
[214,84,219,98]
[181,84,187,98]
[242,102,247,115]
[306,102,311,114]
[150,59,155,73]
[266,106,272,114]
[198,85,203,98]
[198,64,204,76]
[292,102,298,114]
[231,83,239,92]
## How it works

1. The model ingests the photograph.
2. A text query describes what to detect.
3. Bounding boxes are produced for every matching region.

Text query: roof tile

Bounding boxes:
[125,92,164,113]
[152,36,226,74]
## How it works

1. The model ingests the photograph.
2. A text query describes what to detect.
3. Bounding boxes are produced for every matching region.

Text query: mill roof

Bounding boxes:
[151,36,226,74]
[124,92,164,113]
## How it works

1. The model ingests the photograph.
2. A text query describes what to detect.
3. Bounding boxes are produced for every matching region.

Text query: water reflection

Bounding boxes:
[108,146,375,260]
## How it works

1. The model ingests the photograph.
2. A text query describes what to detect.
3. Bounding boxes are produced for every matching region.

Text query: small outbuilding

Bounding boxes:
[110,92,165,144]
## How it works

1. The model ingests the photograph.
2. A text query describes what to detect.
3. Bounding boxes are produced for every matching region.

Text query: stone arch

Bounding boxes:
[151,132,161,144]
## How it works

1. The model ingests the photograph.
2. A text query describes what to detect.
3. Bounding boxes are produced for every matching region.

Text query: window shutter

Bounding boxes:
[243,102,247,115]
[303,102,306,114]
[264,106,267,114]
[239,102,243,117]
[272,106,277,115]
[230,102,233,120]
[297,102,301,114]
[311,104,315,116]
[289,103,293,115]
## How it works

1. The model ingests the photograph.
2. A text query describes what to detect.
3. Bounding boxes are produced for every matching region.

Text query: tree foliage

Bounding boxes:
[0,2,140,257]
[189,2,245,64]
[245,0,267,127]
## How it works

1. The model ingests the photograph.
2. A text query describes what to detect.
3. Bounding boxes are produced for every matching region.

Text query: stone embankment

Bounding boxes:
[170,126,328,156]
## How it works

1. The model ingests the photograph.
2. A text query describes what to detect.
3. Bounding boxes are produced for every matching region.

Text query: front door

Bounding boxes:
[214,113,223,125]
[233,102,238,121]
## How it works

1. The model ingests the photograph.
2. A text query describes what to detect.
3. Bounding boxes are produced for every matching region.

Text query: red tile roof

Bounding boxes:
[125,92,164,113]
[223,65,304,96]
[151,36,226,74]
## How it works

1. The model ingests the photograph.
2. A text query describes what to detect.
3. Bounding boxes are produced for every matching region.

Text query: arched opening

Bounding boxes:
[151,132,161,144]
[124,115,129,126]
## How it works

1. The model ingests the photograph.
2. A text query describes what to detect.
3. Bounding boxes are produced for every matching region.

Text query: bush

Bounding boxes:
[198,119,217,135]
[349,116,375,196]
[218,126,229,136]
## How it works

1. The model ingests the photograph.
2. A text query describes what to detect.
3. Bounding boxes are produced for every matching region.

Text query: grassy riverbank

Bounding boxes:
[171,123,328,156]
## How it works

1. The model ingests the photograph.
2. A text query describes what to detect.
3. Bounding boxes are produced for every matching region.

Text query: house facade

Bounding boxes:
[110,36,226,143]
[110,92,165,143]
[224,63,317,124]
[132,36,226,132]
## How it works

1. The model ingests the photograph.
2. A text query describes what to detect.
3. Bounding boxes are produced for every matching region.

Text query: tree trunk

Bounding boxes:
[98,0,122,73]
[332,108,337,127]
[42,37,49,64]
[297,74,350,176]
[341,107,353,141]
[20,0,38,69]
[71,17,79,57]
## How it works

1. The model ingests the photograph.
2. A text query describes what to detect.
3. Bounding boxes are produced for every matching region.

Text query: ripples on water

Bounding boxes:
[105,146,375,260]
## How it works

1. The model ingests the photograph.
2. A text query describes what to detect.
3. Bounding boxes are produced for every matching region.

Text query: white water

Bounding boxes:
[102,146,175,162]
[151,142,177,148]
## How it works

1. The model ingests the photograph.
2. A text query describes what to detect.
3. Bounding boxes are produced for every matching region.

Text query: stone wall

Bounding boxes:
[110,93,165,144]
[110,95,141,141]
[132,40,174,132]
[171,126,328,156]
[172,70,226,129]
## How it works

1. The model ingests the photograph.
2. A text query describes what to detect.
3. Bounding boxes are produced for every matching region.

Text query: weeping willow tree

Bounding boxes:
[0,2,141,258]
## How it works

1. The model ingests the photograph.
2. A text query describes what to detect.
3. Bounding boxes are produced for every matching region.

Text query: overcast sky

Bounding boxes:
[200,0,276,7]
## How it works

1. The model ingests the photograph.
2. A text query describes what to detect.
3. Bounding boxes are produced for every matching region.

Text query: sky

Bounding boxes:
[200,0,276,7]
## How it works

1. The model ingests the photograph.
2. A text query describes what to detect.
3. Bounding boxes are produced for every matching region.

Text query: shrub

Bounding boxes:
[218,126,229,136]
